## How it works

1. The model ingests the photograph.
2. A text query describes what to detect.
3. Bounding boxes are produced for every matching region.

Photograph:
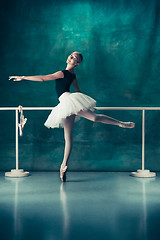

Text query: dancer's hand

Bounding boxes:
[9,76,24,81]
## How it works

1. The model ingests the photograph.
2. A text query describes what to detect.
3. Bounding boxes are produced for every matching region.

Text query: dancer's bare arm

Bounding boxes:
[73,78,82,92]
[9,71,64,82]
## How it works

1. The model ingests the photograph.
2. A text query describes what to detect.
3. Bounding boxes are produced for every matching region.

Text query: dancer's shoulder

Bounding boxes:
[52,71,64,79]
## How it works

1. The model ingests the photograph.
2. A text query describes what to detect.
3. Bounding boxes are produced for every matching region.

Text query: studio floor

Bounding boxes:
[0,172,160,240]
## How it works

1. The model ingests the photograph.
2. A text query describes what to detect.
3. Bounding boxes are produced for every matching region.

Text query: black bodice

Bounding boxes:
[55,70,76,98]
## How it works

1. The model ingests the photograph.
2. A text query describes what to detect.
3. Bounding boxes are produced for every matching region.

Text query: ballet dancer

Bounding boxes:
[9,51,135,182]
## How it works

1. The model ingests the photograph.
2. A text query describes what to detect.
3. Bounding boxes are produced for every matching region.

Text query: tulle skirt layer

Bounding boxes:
[44,92,96,128]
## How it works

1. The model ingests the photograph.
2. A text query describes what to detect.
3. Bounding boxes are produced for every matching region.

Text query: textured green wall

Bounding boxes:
[1,0,160,171]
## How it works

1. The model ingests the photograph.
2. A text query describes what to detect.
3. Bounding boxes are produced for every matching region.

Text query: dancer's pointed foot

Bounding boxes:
[118,121,135,128]
[60,165,68,182]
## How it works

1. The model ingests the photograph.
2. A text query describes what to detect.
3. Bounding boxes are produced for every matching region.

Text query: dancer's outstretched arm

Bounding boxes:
[9,71,64,82]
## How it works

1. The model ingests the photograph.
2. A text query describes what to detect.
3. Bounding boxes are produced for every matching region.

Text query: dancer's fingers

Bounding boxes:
[9,76,23,81]
[9,76,15,80]
[9,76,18,81]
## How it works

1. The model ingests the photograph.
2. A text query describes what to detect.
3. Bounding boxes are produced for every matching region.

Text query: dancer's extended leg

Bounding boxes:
[77,109,135,128]
[60,114,75,182]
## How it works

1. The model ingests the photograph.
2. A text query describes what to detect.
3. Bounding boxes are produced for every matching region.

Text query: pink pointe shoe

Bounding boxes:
[18,105,27,136]
[60,165,68,182]
[119,121,135,128]
[18,118,27,136]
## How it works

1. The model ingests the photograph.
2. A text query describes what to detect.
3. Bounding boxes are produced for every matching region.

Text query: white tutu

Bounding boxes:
[44,92,96,128]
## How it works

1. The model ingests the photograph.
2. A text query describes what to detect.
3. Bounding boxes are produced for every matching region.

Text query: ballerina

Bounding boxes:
[9,51,135,182]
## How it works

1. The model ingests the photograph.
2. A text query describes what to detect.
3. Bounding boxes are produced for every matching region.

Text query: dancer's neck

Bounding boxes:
[65,64,76,73]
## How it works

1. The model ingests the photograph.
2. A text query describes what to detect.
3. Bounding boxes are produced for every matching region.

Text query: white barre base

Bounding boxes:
[131,169,156,178]
[5,169,30,178]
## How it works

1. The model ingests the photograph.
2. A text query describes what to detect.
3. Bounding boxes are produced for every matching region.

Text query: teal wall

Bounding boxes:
[1,0,160,171]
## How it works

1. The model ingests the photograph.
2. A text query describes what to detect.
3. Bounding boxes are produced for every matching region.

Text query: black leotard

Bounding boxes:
[55,70,76,98]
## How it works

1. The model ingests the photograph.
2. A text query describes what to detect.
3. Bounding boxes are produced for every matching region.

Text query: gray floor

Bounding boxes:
[0,172,160,240]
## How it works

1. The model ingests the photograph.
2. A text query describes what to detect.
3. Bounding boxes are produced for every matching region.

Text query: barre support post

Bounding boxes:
[131,109,156,178]
[5,109,29,177]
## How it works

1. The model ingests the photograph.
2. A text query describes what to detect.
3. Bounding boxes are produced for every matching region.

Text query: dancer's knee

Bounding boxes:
[92,114,99,122]
[92,114,104,123]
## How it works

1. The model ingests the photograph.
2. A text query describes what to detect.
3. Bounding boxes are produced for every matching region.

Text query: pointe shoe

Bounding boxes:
[60,165,68,182]
[18,118,27,136]
[18,123,23,136]
[21,118,27,128]
[119,122,135,128]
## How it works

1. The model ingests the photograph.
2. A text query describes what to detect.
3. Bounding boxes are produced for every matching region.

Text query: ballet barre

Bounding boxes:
[0,106,159,178]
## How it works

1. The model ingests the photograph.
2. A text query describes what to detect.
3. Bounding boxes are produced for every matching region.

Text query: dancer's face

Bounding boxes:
[66,52,80,66]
